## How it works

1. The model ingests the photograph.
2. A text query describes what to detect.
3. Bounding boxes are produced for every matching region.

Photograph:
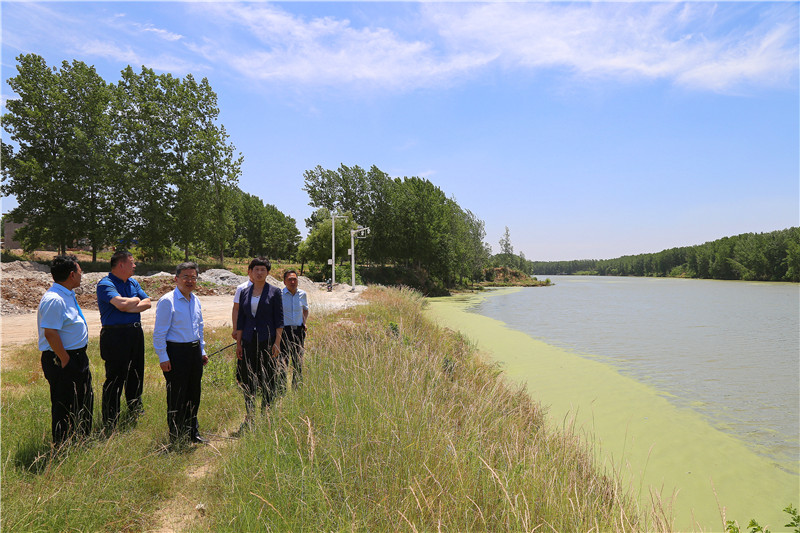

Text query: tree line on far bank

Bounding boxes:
[525,227,800,282]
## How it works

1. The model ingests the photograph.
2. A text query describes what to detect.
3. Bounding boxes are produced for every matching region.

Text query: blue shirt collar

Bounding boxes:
[174,287,192,302]
[50,282,74,297]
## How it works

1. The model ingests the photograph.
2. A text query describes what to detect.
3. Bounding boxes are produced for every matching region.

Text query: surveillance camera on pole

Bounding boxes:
[350,226,370,291]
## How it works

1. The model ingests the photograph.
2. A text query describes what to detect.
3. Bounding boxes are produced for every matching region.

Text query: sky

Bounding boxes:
[2,1,798,261]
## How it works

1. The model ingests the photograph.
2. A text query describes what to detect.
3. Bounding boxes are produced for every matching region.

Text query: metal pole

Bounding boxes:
[331,212,336,285]
[350,229,356,291]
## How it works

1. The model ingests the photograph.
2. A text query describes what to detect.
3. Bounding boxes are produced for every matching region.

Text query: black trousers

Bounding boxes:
[40,347,93,445]
[100,325,145,429]
[281,326,306,389]
[163,341,203,442]
[237,334,284,412]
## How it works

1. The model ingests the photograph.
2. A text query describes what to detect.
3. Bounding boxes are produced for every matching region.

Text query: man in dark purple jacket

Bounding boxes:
[234,257,283,431]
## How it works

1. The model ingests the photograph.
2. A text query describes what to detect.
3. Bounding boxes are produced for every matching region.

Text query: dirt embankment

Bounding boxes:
[1,261,366,350]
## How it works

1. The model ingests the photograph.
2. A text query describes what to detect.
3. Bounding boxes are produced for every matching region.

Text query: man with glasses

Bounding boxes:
[96,250,151,432]
[37,255,93,446]
[153,262,208,446]
[281,270,308,390]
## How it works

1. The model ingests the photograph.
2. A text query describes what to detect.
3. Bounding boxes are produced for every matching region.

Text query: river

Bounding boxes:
[426,276,799,531]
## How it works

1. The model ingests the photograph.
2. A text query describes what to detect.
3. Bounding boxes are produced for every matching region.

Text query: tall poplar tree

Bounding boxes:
[2,54,81,253]
[113,66,174,259]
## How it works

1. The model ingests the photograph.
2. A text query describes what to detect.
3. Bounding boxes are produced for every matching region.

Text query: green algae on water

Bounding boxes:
[426,290,798,532]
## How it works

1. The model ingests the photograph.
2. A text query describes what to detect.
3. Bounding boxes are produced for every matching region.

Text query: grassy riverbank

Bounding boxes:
[1,287,667,531]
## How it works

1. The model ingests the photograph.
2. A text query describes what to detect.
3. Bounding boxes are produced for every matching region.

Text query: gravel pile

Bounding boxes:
[0,261,231,315]
[1,260,51,274]
[199,269,249,286]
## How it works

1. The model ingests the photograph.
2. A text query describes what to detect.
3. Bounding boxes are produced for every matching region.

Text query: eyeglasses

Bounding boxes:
[179,275,198,281]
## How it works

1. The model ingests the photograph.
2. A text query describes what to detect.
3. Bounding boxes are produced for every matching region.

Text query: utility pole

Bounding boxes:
[349,226,370,291]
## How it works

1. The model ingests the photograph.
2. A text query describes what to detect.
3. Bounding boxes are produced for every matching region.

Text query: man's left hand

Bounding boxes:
[202,355,209,366]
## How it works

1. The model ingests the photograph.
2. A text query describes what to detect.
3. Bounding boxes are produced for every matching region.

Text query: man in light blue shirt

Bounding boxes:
[37,255,93,446]
[280,270,308,390]
[153,262,208,446]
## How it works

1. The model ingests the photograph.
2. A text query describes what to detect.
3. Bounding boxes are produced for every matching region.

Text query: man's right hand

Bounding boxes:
[160,360,171,372]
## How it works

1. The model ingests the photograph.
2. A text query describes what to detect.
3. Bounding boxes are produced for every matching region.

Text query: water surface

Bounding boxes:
[426,278,799,531]
[472,275,799,473]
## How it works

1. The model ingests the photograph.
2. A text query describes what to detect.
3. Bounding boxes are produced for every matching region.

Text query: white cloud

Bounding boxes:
[3,2,796,94]
[423,3,799,92]
[190,3,493,91]
[131,22,184,43]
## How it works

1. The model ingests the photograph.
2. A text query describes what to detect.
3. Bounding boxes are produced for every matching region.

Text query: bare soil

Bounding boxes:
[1,260,366,361]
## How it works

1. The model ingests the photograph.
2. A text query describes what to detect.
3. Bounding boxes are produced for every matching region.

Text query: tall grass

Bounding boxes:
[206,287,669,531]
[1,287,669,531]
[1,329,245,532]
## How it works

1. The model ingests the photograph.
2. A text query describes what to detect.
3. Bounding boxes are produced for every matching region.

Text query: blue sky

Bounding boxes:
[2,1,798,261]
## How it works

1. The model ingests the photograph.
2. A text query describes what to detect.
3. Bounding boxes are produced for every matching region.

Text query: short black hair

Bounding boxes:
[176,262,199,277]
[283,269,298,280]
[248,257,271,271]
[51,255,80,282]
[110,250,133,269]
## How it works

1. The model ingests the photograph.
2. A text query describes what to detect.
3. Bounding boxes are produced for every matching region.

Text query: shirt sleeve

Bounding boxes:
[132,279,150,300]
[197,298,206,356]
[39,296,66,330]
[300,291,308,311]
[153,296,172,363]
[96,278,119,304]
[233,286,242,304]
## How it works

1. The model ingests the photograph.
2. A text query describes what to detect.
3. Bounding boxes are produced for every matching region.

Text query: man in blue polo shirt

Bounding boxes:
[38,254,93,446]
[96,250,151,432]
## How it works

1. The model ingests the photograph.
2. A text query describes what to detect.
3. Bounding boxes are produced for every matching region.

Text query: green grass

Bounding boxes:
[2,287,668,532]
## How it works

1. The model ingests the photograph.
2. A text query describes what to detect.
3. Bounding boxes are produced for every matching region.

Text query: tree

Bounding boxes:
[195,122,242,264]
[59,60,115,261]
[301,164,492,287]
[230,188,299,260]
[2,54,83,253]
[499,226,513,255]
[113,66,175,259]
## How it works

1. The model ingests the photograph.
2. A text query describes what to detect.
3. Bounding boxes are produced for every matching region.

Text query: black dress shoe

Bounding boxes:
[191,434,208,444]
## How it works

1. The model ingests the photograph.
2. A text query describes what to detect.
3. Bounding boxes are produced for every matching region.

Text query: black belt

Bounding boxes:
[102,322,141,329]
[285,325,305,330]
[166,340,200,347]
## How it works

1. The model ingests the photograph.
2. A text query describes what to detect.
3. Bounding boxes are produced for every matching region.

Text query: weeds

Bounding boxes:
[726,505,800,533]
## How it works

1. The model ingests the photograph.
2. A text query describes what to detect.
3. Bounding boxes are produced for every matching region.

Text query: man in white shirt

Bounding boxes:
[280,270,308,390]
[153,262,208,446]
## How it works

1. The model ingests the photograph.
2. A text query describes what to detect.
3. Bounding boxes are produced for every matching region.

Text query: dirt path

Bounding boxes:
[148,435,236,533]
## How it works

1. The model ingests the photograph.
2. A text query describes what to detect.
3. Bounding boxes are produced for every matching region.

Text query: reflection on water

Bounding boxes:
[472,276,800,473]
